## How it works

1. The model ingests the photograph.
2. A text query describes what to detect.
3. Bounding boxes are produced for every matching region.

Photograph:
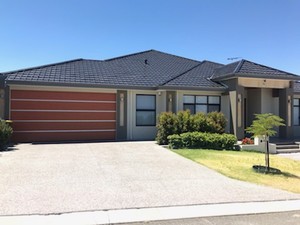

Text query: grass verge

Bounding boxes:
[173,149,300,193]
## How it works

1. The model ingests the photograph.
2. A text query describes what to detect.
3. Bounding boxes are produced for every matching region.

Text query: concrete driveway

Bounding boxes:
[0,141,299,216]
[278,152,300,161]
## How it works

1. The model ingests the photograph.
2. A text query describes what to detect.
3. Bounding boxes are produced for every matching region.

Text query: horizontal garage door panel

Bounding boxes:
[11,90,116,142]
[13,131,115,143]
[11,90,116,101]
[11,101,116,110]
[11,111,116,120]
[13,122,116,131]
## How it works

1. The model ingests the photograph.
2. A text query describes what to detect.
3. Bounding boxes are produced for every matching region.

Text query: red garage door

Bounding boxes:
[10,90,116,142]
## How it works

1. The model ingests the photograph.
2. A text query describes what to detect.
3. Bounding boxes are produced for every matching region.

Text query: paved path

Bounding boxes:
[0,141,299,216]
[1,200,300,224]
[278,152,300,161]
[120,210,300,225]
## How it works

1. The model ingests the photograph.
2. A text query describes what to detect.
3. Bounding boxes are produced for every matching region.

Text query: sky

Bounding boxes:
[1,0,300,74]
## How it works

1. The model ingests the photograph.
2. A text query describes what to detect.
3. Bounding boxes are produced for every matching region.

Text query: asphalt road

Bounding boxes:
[120,210,300,225]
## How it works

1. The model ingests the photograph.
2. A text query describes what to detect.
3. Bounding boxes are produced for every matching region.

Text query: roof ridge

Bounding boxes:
[151,50,201,63]
[105,49,201,64]
[80,59,103,62]
[2,58,84,74]
[202,60,224,66]
[233,59,245,73]
[160,62,203,86]
[104,49,154,61]
[210,60,243,80]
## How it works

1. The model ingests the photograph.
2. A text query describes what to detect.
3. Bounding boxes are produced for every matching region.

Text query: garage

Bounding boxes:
[10,89,116,142]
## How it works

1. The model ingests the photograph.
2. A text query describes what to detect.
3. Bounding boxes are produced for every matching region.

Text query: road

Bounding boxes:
[120,211,300,225]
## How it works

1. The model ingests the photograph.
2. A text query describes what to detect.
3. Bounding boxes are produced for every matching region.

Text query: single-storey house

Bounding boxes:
[1,50,300,143]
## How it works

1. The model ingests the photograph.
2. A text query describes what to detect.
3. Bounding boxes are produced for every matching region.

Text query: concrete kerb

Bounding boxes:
[1,200,300,225]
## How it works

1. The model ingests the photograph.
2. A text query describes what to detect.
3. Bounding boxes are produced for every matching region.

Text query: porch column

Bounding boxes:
[279,87,293,138]
[229,85,245,140]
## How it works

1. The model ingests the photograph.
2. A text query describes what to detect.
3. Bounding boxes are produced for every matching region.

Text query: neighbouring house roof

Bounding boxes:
[211,59,300,81]
[2,50,299,90]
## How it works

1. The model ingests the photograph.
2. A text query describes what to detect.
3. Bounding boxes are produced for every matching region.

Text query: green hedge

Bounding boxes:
[168,132,237,150]
[156,112,177,145]
[0,120,13,150]
[156,111,227,145]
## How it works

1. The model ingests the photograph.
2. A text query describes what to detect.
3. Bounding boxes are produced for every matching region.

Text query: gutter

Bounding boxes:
[5,80,158,91]
[212,73,300,82]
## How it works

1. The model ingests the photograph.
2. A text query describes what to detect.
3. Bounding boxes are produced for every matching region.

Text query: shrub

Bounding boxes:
[175,110,193,134]
[168,132,237,150]
[156,110,227,145]
[167,134,182,149]
[192,112,208,132]
[156,112,177,145]
[0,120,13,150]
[206,111,227,134]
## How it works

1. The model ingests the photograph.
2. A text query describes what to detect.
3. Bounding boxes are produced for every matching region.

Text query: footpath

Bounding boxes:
[1,199,300,225]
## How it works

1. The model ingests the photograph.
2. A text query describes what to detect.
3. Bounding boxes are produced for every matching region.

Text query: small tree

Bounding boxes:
[246,113,285,171]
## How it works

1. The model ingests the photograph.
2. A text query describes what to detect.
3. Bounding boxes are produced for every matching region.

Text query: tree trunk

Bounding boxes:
[265,135,270,171]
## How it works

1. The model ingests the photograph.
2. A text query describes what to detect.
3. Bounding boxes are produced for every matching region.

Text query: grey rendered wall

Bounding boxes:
[279,87,293,138]
[166,91,176,112]
[221,95,230,133]
[247,88,262,127]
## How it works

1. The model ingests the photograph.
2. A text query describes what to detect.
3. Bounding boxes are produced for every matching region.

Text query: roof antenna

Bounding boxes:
[227,57,242,61]
[144,59,148,65]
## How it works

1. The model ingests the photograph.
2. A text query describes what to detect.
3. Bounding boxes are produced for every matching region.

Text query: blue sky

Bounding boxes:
[1,0,300,74]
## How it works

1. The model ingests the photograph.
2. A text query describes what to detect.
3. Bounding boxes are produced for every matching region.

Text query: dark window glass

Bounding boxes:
[293,98,300,126]
[183,95,221,114]
[136,95,156,126]
[183,104,195,114]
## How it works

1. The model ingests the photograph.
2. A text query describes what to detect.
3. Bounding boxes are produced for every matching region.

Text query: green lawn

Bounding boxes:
[173,149,300,193]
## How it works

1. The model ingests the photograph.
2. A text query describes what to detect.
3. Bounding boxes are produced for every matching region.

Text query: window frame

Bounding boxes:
[293,98,300,126]
[183,95,221,114]
[136,94,156,126]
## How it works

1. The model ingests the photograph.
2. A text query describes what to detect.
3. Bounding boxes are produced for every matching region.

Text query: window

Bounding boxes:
[293,98,300,126]
[183,95,220,114]
[136,95,156,126]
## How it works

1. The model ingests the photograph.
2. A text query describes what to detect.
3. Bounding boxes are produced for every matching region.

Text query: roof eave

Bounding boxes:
[5,80,158,90]
[159,85,227,91]
[212,73,300,81]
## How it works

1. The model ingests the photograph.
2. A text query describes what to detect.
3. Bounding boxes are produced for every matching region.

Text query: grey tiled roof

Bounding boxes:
[162,61,225,89]
[212,59,300,80]
[3,51,300,90]
[104,50,201,87]
[4,50,204,89]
